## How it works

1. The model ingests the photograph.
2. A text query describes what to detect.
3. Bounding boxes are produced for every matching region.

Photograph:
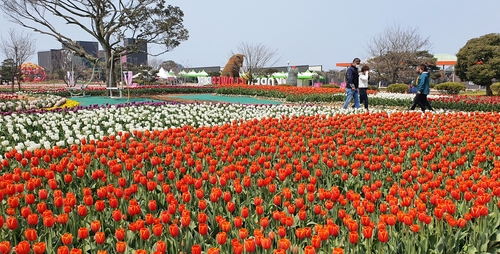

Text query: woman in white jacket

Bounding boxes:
[358,65,370,110]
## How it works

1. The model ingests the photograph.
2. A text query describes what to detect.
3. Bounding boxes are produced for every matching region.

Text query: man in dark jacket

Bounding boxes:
[342,58,361,109]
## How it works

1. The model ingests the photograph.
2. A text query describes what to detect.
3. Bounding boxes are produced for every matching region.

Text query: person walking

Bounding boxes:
[414,64,434,112]
[358,65,370,110]
[342,58,361,109]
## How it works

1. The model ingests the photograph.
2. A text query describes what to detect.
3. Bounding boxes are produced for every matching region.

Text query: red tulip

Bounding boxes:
[78,228,89,239]
[241,207,249,218]
[311,235,321,248]
[244,238,256,253]
[378,229,389,242]
[0,241,11,254]
[15,241,30,254]
[95,200,105,212]
[332,247,344,254]
[239,228,248,239]
[207,248,220,254]
[32,242,46,254]
[169,224,179,237]
[191,244,202,254]
[152,223,163,237]
[148,200,157,211]
[112,209,122,222]
[362,226,373,239]
[61,233,73,245]
[27,214,38,226]
[115,228,125,241]
[57,246,69,254]
[95,231,105,244]
[348,231,358,244]
[139,227,150,240]
[6,216,18,230]
[116,242,126,253]
[43,216,55,228]
[216,232,227,245]
[24,228,38,241]
[198,223,208,235]
[304,245,316,254]
[91,220,101,232]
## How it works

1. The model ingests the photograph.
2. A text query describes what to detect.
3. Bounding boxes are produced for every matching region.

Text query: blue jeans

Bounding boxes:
[343,88,360,109]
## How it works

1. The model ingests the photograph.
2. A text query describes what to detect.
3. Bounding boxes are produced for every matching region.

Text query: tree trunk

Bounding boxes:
[486,84,493,96]
[103,48,117,96]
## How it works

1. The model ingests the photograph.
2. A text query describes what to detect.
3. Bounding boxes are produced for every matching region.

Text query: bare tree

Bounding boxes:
[148,57,163,71]
[0,0,188,91]
[0,29,36,92]
[366,23,433,84]
[231,42,281,82]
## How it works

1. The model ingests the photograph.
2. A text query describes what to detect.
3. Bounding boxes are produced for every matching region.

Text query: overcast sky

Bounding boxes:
[1,0,499,70]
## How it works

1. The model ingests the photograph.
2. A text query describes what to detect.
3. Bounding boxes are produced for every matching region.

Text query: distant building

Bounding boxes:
[76,41,99,58]
[123,38,148,66]
[37,49,63,74]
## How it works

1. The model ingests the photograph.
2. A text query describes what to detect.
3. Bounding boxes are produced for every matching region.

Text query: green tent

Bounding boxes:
[186,70,198,77]
[272,71,287,79]
[197,70,209,77]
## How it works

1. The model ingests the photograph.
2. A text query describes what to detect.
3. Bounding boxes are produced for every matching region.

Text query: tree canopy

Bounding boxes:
[455,33,500,96]
[0,0,189,88]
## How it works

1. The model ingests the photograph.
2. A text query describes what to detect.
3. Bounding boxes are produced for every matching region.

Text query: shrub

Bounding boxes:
[368,85,379,91]
[320,84,340,89]
[387,84,409,94]
[491,82,500,95]
[434,82,466,95]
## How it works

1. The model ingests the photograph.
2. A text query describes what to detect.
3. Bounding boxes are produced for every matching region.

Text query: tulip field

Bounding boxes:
[1,88,500,254]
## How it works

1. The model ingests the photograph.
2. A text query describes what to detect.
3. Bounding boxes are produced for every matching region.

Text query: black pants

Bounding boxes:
[415,93,434,112]
[410,94,418,110]
[359,88,368,109]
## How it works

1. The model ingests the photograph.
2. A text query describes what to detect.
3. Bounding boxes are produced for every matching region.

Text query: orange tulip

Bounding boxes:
[156,241,166,253]
[191,244,202,254]
[13,241,29,254]
[95,231,105,244]
[116,242,126,253]
[32,242,46,254]
[244,238,256,253]
[24,228,38,241]
[61,233,73,245]
[207,248,219,254]
[0,241,11,254]
[57,246,69,254]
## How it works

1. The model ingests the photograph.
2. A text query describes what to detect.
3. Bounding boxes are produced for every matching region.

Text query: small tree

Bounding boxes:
[0,59,15,83]
[455,33,500,96]
[0,29,36,92]
[366,24,434,84]
[231,42,281,82]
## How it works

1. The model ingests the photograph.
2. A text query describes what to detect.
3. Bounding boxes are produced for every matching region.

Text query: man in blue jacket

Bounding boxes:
[414,64,434,112]
[342,58,361,109]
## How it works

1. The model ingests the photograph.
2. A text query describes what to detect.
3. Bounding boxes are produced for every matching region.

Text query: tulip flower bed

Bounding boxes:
[1,107,500,254]
[429,95,500,112]
[216,85,366,102]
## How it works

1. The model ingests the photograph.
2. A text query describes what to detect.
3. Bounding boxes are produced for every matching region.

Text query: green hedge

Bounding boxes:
[387,84,409,94]
[491,82,500,95]
[434,82,466,95]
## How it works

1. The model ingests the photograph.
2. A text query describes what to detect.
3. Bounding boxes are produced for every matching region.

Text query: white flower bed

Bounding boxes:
[370,92,449,100]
